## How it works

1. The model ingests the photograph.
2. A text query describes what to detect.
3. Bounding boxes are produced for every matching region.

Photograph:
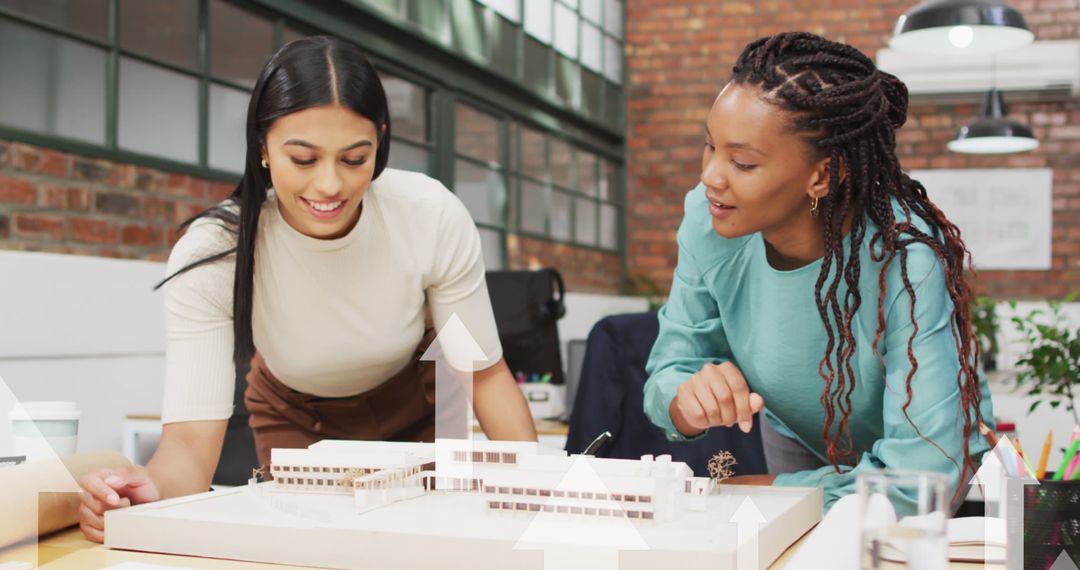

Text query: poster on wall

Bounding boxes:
[909,168,1053,270]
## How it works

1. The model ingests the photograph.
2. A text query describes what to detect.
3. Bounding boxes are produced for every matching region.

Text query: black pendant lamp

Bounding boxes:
[948,88,1039,154]
[890,0,1034,55]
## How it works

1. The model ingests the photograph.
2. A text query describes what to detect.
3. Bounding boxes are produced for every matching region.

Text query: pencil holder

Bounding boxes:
[1024,479,1080,569]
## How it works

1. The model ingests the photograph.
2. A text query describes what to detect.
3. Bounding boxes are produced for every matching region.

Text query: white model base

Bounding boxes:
[105,483,822,569]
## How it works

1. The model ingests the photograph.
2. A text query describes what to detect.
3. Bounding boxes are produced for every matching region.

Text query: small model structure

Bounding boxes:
[269,438,716,522]
[708,450,738,484]
[105,438,824,570]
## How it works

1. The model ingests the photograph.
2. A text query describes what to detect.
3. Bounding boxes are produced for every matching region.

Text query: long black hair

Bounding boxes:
[730,32,982,489]
[155,35,392,369]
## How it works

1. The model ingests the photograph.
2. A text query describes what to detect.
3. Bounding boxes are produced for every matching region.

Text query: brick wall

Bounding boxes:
[625,0,1080,300]
[0,139,233,260]
[507,234,623,292]
[0,137,622,293]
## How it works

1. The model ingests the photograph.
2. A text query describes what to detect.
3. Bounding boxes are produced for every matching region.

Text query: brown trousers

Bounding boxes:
[244,329,437,473]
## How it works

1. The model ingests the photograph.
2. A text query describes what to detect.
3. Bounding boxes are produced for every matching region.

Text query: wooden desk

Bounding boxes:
[0,528,322,569]
[3,524,1004,570]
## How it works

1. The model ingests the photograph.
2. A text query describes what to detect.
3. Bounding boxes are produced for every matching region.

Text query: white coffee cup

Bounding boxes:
[9,401,81,462]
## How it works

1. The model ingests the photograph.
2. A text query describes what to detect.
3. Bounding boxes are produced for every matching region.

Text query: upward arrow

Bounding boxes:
[0,374,82,567]
[730,496,766,570]
[419,313,489,366]
[969,435,1039,570]
[1050,550,1080,570]
[972,435,1040,504]
[420,313,489,442]
[512,454,650,570]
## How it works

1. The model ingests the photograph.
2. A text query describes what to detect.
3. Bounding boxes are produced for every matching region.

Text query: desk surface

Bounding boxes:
[2,525,1003,570]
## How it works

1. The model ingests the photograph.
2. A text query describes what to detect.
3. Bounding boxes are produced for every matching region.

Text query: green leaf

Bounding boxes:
[1029,400,1042,414]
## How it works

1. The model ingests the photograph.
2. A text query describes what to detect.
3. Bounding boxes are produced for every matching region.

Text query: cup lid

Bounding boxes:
[9,401,81,421]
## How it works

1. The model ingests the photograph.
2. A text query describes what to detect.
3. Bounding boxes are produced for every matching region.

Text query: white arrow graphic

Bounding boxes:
[1050,550,1080,570]
[970,435,1040,570]
[420,313,490,490]
[420,313,488,443]
[0,374,83,567]
[731,495,766,570]
[512,454,650,570]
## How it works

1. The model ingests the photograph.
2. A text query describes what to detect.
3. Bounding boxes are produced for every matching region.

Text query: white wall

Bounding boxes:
[0,251,166,456]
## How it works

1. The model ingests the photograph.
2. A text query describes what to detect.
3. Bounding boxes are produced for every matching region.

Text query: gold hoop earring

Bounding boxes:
[810,197,820,217]
[261,159,269,169]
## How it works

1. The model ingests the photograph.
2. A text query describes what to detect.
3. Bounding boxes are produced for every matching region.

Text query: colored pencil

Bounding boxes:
[980,422,999,448]
[979,422,1008,471]
[1053,439,1080,481]
[1036,432,1053,480]
[1015,437,1033,476]
[1065,453,1080,480]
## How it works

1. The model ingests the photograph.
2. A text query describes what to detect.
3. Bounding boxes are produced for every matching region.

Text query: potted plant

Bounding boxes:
[1009,294,1080,569]
[1009,293,1080,424]
[972,295,1000,372]
[622,272,666,313]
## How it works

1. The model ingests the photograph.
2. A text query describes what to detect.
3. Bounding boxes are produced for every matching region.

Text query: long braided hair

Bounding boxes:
[730,32,983,484]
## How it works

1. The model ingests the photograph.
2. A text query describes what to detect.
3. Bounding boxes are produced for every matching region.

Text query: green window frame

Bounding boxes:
[347,0,625,129]
[0,0,626,265]
[508,122,622,255]
[0,0,309,180]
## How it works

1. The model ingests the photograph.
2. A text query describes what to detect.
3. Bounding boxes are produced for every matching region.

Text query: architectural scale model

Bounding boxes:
[105,438,824,570]
[269,439,713,519]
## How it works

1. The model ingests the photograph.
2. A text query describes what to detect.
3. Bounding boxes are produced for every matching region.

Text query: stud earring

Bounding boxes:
[260,159,268,169]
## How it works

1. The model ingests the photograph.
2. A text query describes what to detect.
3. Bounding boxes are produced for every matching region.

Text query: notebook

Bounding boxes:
[784,495,1007,569]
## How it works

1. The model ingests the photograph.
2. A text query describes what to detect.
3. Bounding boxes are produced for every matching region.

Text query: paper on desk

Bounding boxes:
[782,493,893,570]
[782,495,1008,569]
[948,516,1006,546]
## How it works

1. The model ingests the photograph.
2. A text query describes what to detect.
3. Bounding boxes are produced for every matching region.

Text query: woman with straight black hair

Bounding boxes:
[76,36,536,542]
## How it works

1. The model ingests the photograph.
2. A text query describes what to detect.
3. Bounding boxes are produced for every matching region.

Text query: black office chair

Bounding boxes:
[565,312,768,477]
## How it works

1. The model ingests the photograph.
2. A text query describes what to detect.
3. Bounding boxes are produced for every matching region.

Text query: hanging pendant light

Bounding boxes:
[947,88,1038,154]
[890,0,1034,55]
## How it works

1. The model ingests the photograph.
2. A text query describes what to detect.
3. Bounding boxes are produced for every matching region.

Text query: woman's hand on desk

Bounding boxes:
[77,465,160,543]
[669,362,765,437]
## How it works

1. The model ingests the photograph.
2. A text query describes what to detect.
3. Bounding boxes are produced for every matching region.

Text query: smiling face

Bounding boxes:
[701,83,831,242]
[262,104,381,239]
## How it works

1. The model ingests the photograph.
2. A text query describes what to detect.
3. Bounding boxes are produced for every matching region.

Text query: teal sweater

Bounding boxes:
[644,185,994,510]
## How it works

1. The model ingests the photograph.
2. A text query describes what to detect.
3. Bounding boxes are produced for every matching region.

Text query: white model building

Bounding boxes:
[107,440,823,569]
[269,438,715,522]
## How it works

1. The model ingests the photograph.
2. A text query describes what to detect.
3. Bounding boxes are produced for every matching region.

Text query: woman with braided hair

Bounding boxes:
[644,32,994,511]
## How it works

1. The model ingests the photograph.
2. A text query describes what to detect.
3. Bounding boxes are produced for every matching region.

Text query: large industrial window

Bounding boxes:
[0,0,625,263]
